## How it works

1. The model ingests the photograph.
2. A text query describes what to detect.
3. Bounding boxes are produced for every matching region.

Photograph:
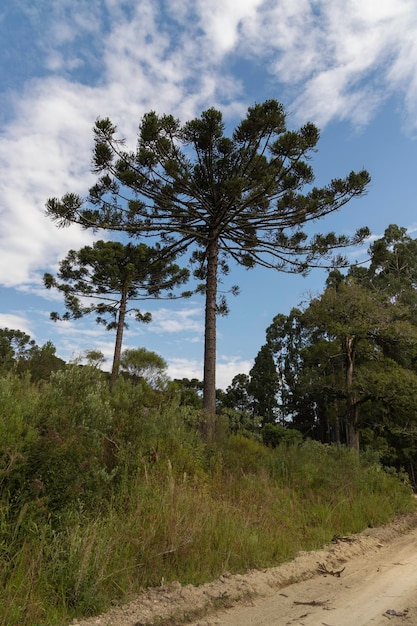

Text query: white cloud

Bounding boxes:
[2,0,417,296]
[194,0,264,56]
[217,356,252,390]
[241,0,417,128]
[0,78,100,286]
[0,313,33,336]
[166,357,202,382]
[149,306,204,335]
[0,1,247,289]
[166,354,252,389]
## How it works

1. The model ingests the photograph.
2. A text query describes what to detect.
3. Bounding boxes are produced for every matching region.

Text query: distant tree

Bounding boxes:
[19,340,66,382]
[217,373,258,435]
[84,349,106,368]
[301,275,417,450]
[0,328,36,371]
[120,347,167,388]
[351,224,417,363]
[261,423,303,448]
[262,259,417,452]
[46,99,370,414]
[248,344,280,426]
[172,377,203,407]
[175,377,204,393]
[355,224,417,305]
[0,328,65,381]
[265,310,305,424]
[44,240,190,386]
[220,373,252,412]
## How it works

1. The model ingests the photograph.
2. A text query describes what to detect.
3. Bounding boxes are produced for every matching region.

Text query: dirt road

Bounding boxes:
[72,513,417,626]
[190,519,417,626]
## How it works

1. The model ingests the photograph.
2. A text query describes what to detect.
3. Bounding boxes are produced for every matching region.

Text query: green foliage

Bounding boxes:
[17,340,66,382]
[0,328,64,381]
[1,367,115,527]
[84,349,106,368]
[248,344,280,424]
[218,407,259,435]
[120,347,168,389]
[0,328,36,372]
[264,247,417,458]
[0,374,40,517]
[44,241,190,326]
[262,423,303,447]
[171,377,203,408]
[221,434,270,473]
[220,373,252,413]
[358,224,417,310]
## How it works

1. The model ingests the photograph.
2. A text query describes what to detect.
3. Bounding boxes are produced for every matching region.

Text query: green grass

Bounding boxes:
[1,446,413,626]
[0,370,415,625]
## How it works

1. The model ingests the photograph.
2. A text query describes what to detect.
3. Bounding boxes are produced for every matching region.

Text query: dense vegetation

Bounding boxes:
[222,225,417,484]
[0,357,414,625]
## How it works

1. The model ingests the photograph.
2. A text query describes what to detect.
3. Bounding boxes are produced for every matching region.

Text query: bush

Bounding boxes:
[20,366,115,521]
[261,423,303,447]
[222,434,270,473]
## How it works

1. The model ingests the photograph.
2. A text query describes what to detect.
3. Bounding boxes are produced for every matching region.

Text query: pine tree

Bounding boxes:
[46,100,370,412]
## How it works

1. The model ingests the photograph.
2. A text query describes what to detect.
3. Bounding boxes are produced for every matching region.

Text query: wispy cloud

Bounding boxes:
[148,306,204,335]
[241,0,417,129]
[2,0,417,292]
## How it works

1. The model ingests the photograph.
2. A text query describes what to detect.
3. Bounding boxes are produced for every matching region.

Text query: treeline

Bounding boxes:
[219,225,417,486]
[4,225,417,487]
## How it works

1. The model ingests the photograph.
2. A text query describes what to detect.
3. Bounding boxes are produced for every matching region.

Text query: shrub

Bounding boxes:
[222,434,270,473]
[21,366,115,520]
[261,423,303,447]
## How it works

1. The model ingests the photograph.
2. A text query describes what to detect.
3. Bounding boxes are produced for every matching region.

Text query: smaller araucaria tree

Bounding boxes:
[44,240,190,386]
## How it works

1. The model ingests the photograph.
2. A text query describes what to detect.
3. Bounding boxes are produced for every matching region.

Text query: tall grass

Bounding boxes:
[0,370,414,625]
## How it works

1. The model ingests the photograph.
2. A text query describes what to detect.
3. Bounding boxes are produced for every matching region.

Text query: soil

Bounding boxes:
[71,511,417,626]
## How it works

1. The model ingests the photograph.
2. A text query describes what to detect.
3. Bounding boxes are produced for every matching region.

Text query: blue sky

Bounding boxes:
[1,0,417,389]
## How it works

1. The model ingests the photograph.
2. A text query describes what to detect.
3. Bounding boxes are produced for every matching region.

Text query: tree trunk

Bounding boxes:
[110,291,127,388]
[344,335,360,451]
[203,237,219,417]
[331,363,341,445]
[333,399,341,445]
[346,416,360,451]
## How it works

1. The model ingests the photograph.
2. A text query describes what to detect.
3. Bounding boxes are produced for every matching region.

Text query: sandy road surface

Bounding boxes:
[72,513,417,626]
[192,522,417,626]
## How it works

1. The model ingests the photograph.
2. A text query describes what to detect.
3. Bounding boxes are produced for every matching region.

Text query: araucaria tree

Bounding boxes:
[44,240,189,386]
[46,100,370,413]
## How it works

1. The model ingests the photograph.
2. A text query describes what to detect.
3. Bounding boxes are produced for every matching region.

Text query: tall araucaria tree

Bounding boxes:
[44,240,190,387]
[46,99,371,413]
